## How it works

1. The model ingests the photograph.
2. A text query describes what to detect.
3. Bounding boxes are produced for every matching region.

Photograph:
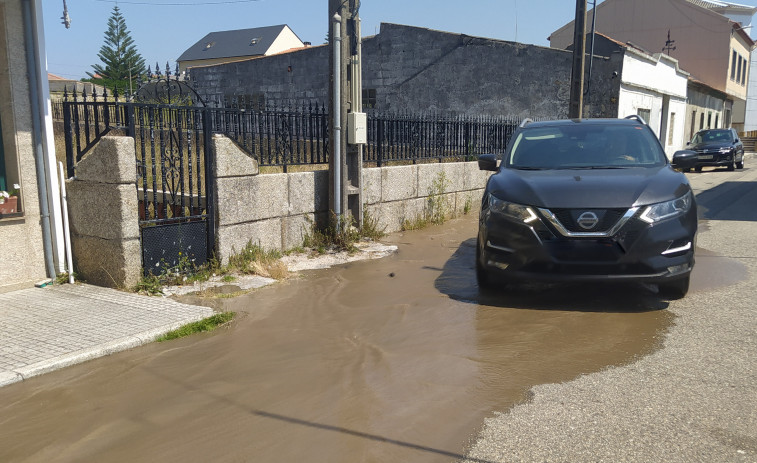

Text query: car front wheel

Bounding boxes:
[736,155,744,169]
[475,239,492,289]
[658,275,690,299]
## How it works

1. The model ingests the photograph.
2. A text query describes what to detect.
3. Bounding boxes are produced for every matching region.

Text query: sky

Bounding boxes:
[40,0,757,81]
[41,0,585,80]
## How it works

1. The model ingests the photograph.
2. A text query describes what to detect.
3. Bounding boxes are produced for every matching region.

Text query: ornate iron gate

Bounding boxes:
[134,105,216,275]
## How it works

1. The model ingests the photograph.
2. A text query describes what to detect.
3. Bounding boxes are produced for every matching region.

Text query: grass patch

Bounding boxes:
[402,171,451,230]
[227,241,288,279]
[302,209,386,254]
[361,209,386,241]
[156,312,234,342]
[303,214,361,253]
[134,242,289,295]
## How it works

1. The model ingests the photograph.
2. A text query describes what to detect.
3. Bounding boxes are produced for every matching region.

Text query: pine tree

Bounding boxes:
[87,5,146,94]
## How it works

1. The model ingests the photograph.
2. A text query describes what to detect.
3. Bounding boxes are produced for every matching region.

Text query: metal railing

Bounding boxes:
[59,96,523,176]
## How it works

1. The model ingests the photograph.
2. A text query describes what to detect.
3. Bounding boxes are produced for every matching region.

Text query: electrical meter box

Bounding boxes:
[348,112,367,145]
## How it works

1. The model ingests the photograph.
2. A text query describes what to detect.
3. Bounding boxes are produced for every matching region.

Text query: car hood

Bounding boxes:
[689,142,731,151]
[487,166,691,209]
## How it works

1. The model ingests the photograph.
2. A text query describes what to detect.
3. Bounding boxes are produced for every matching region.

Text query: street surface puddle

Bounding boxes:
[690,247,748,292]
[0,214,743,462]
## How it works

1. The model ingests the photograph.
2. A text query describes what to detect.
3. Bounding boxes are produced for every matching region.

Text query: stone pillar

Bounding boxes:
[66,136,141,288]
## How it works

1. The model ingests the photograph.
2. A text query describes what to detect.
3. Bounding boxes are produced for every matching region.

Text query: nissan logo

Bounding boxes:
[577,211,599,230]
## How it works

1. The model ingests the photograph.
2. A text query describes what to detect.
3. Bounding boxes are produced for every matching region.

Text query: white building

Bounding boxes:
[617,45,689,157]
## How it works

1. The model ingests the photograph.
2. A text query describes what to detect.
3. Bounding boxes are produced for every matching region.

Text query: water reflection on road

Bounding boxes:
[0,214,684,463]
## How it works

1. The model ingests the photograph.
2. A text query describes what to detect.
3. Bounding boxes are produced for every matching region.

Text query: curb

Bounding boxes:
[0,316,210,388]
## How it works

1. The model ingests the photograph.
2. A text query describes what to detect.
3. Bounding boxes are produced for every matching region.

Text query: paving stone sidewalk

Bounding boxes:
[0,283,214,388]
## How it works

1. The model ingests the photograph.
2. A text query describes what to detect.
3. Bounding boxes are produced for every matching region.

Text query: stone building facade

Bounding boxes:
[189,23,623,120]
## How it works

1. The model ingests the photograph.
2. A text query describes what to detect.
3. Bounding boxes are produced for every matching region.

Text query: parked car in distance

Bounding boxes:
[476,116,698,299]
[684,128,744,172]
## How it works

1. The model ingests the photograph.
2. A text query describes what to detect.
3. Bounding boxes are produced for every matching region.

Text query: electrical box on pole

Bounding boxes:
[348,112,367,144]
[328,0,363,229]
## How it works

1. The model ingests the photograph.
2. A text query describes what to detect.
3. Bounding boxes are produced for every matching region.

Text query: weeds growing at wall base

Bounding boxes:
[303,210,386,254]
[402,172,452,230]
[134,243,287,295]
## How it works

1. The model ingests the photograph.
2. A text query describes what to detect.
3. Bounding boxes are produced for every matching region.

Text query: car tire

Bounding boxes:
[658,275,690,300]
[682,167,691,173]
[475,239,493,289]
[736,156,744,169]
[728,162,735,171]
[694,166,703,173]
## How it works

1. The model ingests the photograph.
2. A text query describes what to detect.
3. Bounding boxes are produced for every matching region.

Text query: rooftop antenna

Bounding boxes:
[663,29,676,55]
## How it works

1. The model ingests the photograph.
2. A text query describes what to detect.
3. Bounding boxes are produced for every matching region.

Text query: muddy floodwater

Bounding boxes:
[0,213,742,463]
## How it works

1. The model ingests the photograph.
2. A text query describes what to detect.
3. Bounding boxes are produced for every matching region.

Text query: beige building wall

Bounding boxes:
[267,26,304,55]
[0,1,48,291]
[726,34,751,101]
[550,0,737,95]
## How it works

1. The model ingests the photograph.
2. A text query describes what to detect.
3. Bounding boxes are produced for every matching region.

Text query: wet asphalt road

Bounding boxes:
[0,161,755,462]
[463,160,757,462]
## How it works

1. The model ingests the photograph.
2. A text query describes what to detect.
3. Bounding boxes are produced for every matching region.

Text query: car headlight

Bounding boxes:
[640,191,693,224]
[719,147,732,153]
[488,195,538,223]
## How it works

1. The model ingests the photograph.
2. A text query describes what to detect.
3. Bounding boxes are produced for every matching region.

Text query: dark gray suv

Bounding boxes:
[476,116,698,298]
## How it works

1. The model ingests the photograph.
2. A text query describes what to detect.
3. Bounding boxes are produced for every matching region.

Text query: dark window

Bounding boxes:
[732,50,738,80]
[690,111,696,140]
[362,88,376,110]
[742,58,748,85]
[692,129,733,144]
[707,112,712,129]
[507,124,666,169]
[714,114,719,128]
[700,112,705,130]
[737,56,743,85]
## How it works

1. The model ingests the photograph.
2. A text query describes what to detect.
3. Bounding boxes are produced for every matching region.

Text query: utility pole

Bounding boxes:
[328,0,365,229]
[569,0,587,119]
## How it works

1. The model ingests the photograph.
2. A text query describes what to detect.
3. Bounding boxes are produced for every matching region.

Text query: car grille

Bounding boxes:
[550,208,628,233]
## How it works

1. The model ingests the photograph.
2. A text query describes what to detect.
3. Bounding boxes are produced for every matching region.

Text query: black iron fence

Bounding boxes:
[366,113,520,165]
[59,95,522,176]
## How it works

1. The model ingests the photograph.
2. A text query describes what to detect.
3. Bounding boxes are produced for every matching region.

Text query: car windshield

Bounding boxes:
[691,129,733,145]
[506,123,667,169]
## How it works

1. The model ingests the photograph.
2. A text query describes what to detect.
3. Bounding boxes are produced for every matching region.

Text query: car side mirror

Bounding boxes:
[671,150,698,170]
[478,153,499,171]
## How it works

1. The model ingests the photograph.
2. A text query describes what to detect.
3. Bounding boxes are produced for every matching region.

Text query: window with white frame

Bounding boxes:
[637,108,651,124]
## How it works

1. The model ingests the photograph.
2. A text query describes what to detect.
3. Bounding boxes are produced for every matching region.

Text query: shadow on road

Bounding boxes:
[695,181,757,221]
[434,238,669,313]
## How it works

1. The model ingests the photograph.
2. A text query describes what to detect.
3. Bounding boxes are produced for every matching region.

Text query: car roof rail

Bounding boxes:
[519,118,533,128]
[624,114,646,124]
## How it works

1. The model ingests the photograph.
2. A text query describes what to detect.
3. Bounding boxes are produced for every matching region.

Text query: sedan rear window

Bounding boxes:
[507,124,667,169]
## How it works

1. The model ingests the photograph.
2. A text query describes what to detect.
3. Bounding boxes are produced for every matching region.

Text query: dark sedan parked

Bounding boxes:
[476,116,698,298]
[685,128,744,172]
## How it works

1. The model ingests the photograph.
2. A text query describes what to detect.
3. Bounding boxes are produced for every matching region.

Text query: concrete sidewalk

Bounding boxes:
[0,283,214,388]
